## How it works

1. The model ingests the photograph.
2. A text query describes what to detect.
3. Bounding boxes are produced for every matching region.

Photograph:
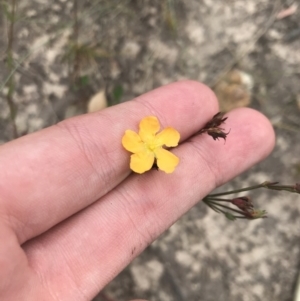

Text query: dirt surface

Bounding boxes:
[1,0,300,300]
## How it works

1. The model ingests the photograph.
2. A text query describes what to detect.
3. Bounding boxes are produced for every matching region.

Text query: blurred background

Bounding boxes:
[1,0,300,300]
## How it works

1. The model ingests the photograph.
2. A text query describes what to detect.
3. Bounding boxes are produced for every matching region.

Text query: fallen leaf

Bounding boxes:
[87,90,107,113]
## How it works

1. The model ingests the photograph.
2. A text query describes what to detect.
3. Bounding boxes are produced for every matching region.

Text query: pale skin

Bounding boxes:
[0,81,275,300]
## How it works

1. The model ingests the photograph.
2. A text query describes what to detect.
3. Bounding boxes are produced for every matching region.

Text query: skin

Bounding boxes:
[0,81,275,301]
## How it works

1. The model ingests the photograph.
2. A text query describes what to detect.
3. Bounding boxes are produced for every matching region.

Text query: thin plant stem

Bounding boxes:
[6,0,18,138]
[72,0,80,81]
[203,200,222,213]
[205,200,250,219]
[205,197,233,202]
[206,200,248,216]
[208,183,268,197]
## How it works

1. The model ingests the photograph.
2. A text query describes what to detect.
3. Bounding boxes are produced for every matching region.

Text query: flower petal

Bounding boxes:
[122,130,145,153]
[130,151,155,174]
[139,116,160,142]
[155,148,179,173]
[155,127,180,147]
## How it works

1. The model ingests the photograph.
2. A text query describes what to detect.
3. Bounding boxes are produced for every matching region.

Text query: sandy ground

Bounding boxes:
[1,0,300,300]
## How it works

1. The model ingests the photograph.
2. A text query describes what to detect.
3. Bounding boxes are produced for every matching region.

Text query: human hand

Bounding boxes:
[0,81,275,300]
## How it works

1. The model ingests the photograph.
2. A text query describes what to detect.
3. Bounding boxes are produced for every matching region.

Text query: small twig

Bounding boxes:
[6,0,18,138]
[72,0,80,81]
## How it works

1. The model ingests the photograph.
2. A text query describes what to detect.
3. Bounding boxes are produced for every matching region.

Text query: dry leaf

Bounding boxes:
[87,90,107,113]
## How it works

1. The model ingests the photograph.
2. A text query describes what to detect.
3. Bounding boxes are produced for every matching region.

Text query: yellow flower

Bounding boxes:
[122,116,180,174]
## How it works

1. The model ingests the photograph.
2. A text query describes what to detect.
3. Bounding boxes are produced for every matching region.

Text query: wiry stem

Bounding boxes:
[72,0,80,81]
[6,0,18,138]
[203,181,300,221]
[206,199,248,216]
[208,182,275,197]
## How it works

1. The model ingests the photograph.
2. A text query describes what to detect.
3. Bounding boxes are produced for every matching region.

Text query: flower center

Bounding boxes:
[145,137,161,152]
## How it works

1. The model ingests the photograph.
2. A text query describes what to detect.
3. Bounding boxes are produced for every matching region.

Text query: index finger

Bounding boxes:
[0,81,219,243]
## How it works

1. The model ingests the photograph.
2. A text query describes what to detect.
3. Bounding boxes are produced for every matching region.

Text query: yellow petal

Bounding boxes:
[155,148,179,173]
[130,151,155,174]
[122,130,145,153]
[155,127,180,147]
[139,116,160,142]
